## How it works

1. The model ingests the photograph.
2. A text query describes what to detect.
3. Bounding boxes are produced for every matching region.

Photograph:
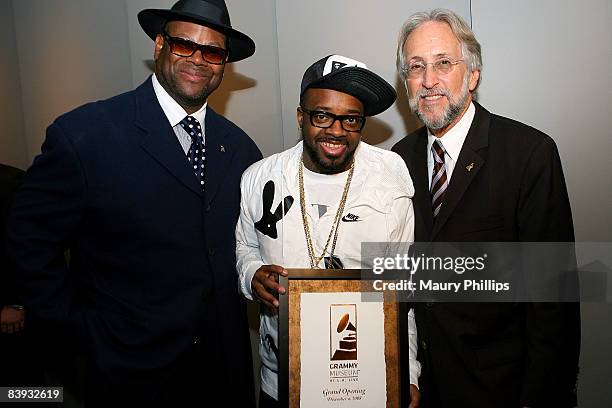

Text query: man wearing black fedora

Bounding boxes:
[7,0,261,406]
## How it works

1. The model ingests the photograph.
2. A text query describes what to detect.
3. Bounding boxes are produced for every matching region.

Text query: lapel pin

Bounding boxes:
[220,145,225,153]
[466,162,474,172]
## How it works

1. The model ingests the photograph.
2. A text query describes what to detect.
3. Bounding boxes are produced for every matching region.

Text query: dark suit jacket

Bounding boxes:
[0,164,24,308]
[393,102,580,408]
[7,78,262,404]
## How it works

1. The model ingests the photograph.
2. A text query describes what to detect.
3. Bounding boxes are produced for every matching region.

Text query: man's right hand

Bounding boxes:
[251,264,288,308]
[0,306,25,334]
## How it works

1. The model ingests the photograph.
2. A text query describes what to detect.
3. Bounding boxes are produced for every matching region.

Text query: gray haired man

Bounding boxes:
[392,9,580,408]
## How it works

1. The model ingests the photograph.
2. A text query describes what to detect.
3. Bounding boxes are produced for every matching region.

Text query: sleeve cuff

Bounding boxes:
[409,358,421,388]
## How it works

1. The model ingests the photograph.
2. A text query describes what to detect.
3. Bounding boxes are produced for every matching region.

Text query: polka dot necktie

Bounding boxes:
[179,116,206,190]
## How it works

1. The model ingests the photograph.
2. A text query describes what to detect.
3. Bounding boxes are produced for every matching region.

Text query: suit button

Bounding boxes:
[205,204,211,212]
[193,336,201,345]
[208,248,215,256]
[421,340,427,350]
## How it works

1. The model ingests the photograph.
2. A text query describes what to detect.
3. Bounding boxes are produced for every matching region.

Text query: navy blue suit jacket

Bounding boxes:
[7,78,262,403]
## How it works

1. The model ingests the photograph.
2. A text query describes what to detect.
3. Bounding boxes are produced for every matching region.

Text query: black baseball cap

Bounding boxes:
[300,54,396,116]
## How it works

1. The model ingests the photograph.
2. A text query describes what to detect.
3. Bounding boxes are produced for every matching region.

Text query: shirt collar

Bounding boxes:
[427,102,475,161]
[152,73,207,128]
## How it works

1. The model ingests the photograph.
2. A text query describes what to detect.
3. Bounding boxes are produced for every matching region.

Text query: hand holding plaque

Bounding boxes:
[252,264,288,308]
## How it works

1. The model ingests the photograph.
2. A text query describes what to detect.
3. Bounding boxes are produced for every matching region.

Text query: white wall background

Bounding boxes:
[2,1,610,406]
[10,0,133,162]
[472,0,612,243]
[0,0,27,169]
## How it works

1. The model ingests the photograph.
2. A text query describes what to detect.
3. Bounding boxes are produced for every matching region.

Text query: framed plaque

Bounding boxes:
[278,269,404,407]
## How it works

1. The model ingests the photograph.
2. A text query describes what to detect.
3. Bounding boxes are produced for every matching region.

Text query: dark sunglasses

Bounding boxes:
[162,31,228,65]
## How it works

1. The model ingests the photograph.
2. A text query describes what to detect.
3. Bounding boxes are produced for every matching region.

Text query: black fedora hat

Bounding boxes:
[138,0,255,62]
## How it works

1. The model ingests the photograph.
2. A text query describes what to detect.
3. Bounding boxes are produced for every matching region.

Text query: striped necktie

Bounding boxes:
[179,116,206,190]
[431,140,448,217]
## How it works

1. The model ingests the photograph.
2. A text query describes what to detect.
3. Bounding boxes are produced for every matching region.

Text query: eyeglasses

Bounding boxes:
[162,31,227,65]
[403,58,464,79]
[299,108,366,132]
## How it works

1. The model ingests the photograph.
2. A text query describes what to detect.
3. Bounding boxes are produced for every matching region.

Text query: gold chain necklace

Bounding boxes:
[299,159,354,268]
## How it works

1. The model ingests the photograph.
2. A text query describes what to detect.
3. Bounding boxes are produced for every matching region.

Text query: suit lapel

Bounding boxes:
[204,108,234,204]
[431,102,490,239]
[134,79,204,197]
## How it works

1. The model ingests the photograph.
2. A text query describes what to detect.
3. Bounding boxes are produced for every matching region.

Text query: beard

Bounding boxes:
[302,136,357,174]
[408,73,470,132]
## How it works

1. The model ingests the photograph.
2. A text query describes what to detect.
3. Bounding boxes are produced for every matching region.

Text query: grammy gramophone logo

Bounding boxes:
[330,304,357,361]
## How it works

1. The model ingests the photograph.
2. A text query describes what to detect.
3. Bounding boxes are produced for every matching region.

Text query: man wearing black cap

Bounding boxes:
[236,55,421,407]
[7,0,261,406]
